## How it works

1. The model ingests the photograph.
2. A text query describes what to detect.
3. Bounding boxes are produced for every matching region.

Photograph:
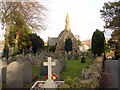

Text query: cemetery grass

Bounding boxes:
[24,56,94,88]
[60,56,93,80]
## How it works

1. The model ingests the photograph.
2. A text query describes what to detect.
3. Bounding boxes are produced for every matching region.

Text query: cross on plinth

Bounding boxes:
[43,57,56,80]
[43,57,56,88]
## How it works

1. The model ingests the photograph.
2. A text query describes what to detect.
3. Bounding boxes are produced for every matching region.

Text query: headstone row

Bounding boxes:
[2,60,32,88]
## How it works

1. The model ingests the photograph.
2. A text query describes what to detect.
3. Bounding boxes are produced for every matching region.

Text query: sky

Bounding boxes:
[0,0,116,42]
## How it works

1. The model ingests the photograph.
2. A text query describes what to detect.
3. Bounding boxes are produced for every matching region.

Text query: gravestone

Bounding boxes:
[29,54,35,65]
[81,56,85,63]
[65,53,68,60]
[15,55,25,64]
[21,61,32,83]
[8,56,13,64]
[0,59,2,90]
[6,61,23,88]
[67,55,71,60]
[35,57,41,67]
[2,67,7,83]
[40,57,48,76]
[52,59,61,81]
[75,54,79,60]
[30,57,65,89]
[59,58,66,72]
[2,58,7,83]
[2,58,7,68]
[43,57,56,88]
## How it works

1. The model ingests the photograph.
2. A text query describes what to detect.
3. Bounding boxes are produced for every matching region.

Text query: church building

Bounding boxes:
[48,13,79,53]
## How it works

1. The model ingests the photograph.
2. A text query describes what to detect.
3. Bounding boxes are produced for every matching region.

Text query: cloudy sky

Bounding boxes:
[0,0,115,41]
[39,0,115,42]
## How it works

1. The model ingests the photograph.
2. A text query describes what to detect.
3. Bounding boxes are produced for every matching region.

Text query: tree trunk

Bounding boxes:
[3,17,9,60]
[13,31,20,56]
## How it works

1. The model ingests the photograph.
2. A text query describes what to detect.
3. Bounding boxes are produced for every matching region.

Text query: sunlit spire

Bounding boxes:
[65,13,70,31]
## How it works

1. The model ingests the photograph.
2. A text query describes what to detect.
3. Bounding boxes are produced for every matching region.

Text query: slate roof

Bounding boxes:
[48,37,58,46]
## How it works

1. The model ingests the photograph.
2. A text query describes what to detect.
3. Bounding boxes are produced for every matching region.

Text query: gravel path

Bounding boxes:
[102,60,118,88]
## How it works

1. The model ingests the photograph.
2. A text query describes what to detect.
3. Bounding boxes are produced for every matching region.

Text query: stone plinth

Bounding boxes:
[43,79,56,88]
[30,81,64,89]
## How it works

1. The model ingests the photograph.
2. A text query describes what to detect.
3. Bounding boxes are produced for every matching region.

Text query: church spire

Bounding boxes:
[65,13,70,31]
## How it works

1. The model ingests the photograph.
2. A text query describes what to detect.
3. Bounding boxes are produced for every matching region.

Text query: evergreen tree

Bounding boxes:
[29,33,44,54]
[65,38,72,53]
[91,29,105,56]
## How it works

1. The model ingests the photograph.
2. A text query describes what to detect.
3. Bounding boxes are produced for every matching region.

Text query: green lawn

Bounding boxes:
[60,56,93,80]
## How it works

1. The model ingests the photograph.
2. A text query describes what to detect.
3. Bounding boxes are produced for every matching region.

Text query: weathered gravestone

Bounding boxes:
[6,62,23,88]
[29,54,35,65]
[15,55,25,64]
[8,56,13,64]
[74,54,79,60]
[0,59,2,90]
[35,57,41,67]
[21,61,32,83]
[81,56,85,63]
[2,58,7,83]
[67,55,72,60]
[59,58,66,72]
[40,57,48,76]
[52,59,61,81]
[40,57,62,78]
[65,53,68,60]
[2,58,7,68]
[2,67,7,83]
[53,53,61,59]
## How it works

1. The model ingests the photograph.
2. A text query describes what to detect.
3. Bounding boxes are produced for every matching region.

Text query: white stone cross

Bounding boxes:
[43,57,56,80]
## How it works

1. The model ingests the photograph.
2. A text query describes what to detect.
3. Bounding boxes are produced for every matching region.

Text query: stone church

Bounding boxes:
[48,13,79,53]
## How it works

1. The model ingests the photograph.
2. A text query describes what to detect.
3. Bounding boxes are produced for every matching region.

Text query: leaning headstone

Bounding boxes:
[52,59,61,81]
[6,61,23,88]
[21,61,32,83]
[81,56,85,63]
[2,67,7,83]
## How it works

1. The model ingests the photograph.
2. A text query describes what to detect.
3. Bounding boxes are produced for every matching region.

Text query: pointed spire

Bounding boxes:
[65,13,70,31]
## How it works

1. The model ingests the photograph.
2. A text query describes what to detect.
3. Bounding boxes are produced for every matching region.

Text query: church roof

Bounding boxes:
[48,37,58,46]
[58,30,64,38]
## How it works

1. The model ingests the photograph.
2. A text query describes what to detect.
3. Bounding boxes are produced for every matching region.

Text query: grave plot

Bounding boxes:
[30,57,65,89]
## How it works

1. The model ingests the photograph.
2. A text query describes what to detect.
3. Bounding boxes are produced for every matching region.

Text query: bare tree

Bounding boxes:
[0,1,47,58]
